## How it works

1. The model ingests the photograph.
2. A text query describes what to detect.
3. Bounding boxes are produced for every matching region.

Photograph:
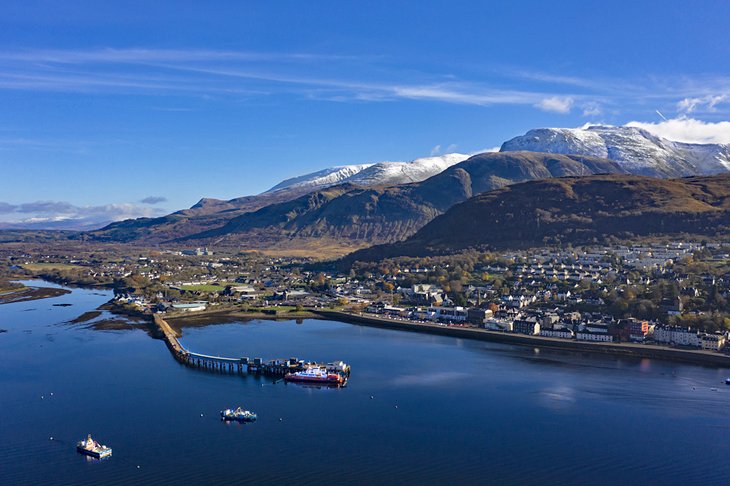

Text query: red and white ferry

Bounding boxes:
[284,367,346,386]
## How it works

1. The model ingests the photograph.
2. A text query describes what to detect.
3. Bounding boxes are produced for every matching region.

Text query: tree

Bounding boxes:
[451,292,467,307]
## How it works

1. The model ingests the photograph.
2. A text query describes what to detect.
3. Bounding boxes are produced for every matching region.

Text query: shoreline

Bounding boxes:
[108,302,730,368]
[163,307,318,327]
[0,286,71,305]
[315,310,730,368]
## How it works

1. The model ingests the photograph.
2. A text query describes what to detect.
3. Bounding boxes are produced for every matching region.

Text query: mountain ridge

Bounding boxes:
[501,125,730,177]
[175,152,623,249]
[83,126,730,252]
[343,173,730,263]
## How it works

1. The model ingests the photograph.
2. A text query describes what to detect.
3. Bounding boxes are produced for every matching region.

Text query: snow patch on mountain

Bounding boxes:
[266,164,373,193]
[500,125,730,177]
[264,153,469,194]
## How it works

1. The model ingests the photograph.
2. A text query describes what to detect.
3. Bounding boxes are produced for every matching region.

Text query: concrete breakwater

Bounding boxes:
[315,310,730,367]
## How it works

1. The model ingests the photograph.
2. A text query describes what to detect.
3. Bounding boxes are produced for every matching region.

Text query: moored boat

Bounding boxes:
[221,407,257,422]
[76,434,112,459]
[284,367,346,386]
[725,377,730,385]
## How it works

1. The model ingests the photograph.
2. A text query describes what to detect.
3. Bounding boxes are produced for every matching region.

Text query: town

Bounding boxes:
[3,240,730,356]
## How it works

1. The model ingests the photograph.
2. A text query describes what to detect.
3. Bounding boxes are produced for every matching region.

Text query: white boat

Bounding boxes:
[221,407,257,422]
[76,434,112,459]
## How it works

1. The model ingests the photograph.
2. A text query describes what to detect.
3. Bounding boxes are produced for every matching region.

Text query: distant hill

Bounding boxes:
[178,152,623,249]
[501,125,730,177]
[88,153,469,244]
[344,173,730,262]
[84,125,730,252]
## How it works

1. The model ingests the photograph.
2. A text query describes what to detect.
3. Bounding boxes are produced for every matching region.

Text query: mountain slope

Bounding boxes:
[88,153,470,243]
[501,125,730,177]
[345,173,730,262]
[266,165,373,193]
[180,152,623,249]
[263,153,469,194]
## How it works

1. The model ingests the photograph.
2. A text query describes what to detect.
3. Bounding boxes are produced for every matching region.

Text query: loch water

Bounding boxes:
[2,282,730,485]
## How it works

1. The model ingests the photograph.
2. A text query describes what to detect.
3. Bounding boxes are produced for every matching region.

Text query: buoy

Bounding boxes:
[394,405,398,409]
[50,392,54,396]
[41,396,44,399]
[49,437,53,440]
[370,395,374,399]
[200,413,204,417]
[137,465,141,469]
[279,418,283,422]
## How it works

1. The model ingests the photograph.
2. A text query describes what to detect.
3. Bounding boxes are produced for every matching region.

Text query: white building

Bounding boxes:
[172,302,207,312]
[701,333,727,351]
[653,326,701,347]
[576,331,613,342]
[484,318,513,332]
[428,306,468,322]
[540,329,574,339]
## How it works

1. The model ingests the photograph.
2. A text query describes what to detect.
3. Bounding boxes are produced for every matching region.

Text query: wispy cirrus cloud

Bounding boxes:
[0,47,728,119]
[677,94,728,114]
[0,47,593,110]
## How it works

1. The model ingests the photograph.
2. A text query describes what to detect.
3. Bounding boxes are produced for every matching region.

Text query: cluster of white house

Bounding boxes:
[652,326,727,351]
[364,303,728,352]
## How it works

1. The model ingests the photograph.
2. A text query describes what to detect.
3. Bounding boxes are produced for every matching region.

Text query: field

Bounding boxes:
[178,282,236,292]
[0,281,25,294]
[23,263,85,271]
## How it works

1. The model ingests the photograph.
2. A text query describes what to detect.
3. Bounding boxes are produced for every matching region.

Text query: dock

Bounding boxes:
[152,314,350,378]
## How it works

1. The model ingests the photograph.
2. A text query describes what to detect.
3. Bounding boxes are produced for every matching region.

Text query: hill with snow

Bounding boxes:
[264,153,469,194]
[500,125,730,177]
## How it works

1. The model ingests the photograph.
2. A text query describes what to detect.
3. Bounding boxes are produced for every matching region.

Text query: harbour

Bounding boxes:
[153,314,350,382]
[3,282,730,485]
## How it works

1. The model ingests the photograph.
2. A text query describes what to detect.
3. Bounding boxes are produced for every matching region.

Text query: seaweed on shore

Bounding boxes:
[69,311,102,324]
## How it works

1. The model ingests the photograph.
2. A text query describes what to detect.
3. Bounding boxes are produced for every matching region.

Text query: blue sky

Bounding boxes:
[1,0,730,227]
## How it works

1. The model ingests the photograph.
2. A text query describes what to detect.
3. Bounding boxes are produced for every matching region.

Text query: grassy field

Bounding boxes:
[245,239,370,259]
[179,282,236,292]
[23,262,84,271]
[0,281,25,294]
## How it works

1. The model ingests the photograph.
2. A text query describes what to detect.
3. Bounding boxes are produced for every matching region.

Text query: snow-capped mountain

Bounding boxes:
[500,125,730,177]
[264,153,469,194]
[266,164,373,193]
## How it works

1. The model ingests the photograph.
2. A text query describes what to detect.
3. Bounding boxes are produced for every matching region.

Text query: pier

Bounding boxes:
[152,314,350,378]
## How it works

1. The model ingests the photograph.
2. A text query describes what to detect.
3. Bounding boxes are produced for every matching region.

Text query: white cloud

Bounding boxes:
[140,195,167,204]
[430,143,459,156]
[578,122,613,130]
[469,147,501,155]
[0,200,164,229]
[677,95,728,114]
[625,117,730,144]
[535,96,574,114]
[0,47,586,109]
[581,102,602,117]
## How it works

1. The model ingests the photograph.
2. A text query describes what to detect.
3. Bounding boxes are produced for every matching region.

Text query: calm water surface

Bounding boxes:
[2,282,730,485]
